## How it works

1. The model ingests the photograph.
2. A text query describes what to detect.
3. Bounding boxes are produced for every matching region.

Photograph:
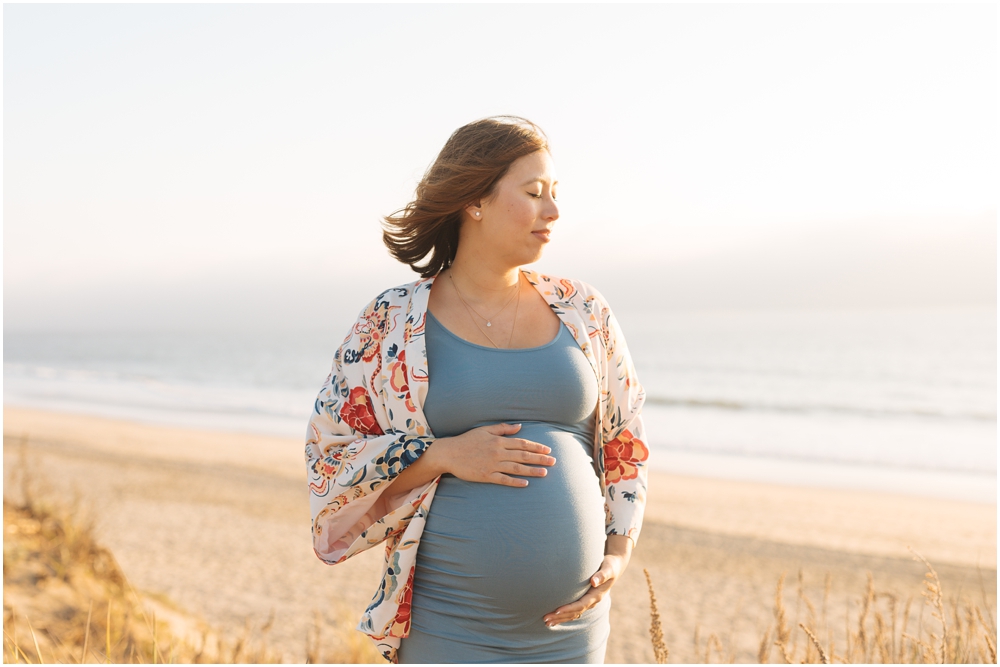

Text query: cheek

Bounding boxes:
[504,198,536,228]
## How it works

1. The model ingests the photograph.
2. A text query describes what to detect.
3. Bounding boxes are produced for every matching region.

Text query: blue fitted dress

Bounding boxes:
[396,311,609,664]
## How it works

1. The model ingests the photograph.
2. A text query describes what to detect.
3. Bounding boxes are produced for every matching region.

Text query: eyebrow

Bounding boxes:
[520,177,559,187]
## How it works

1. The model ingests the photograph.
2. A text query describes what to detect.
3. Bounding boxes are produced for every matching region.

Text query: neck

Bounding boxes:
[447,249,521,297]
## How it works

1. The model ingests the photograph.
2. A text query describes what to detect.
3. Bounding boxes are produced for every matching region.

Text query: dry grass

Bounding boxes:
[2,494,285,663]
[5,436,995,664]
[647,555,998,663]
[2,440,378,664]
[644,568,669,664]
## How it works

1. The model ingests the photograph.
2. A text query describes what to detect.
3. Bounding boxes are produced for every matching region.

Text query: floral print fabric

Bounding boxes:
[305,269,649,662]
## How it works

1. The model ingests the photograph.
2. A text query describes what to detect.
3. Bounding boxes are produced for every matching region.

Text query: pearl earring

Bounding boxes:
[475,212,481,217]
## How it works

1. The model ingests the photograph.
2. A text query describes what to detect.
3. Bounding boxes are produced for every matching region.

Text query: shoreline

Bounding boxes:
[3,405,995,568]
[3,396,994,504]
[3,405,996,663]
[4,405,997,569]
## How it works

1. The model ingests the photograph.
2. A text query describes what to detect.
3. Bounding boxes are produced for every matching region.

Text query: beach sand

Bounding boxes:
[3,406,995,663]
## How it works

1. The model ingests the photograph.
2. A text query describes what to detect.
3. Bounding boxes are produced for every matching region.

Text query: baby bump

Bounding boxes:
[415,424,607,620]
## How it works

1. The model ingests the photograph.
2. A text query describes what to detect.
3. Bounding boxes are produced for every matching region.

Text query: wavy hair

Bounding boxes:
[381,116,549,278]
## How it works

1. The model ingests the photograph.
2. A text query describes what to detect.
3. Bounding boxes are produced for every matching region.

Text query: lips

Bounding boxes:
[532,229,552,242]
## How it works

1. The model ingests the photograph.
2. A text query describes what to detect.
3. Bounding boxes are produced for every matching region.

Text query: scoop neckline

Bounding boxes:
[426,310,563,352]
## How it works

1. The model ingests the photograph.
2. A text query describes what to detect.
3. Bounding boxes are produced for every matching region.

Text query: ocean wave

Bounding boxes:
[4,388,311,420]
[644,396,996,422]
[656,443,997,476]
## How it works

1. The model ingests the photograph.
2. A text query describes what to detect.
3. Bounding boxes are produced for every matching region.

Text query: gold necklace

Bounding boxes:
[448,272,520,328]
[451,271,523,349]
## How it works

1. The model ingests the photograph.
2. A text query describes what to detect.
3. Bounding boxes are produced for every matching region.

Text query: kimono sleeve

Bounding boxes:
[596,294,650,546]
[305,299,435,565]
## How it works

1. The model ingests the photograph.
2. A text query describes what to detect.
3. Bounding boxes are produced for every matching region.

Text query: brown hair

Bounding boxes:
[381,115,549,277]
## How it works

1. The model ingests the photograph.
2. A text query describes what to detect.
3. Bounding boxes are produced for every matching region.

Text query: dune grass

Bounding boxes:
[2,492,291,663]
[4,440,996,664]
[2,442,378,664]
[645,558,998,663]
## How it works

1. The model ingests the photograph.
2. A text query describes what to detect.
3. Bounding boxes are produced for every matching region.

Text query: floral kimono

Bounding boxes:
[305,268,649,663]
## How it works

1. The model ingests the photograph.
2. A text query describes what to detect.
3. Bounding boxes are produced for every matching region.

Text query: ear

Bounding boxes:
[465,201,483,220]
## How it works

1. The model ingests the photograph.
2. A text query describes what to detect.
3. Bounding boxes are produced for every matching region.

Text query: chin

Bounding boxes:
[518,248,546,266]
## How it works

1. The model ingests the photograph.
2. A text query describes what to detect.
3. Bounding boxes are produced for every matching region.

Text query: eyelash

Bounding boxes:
[528,192,558,201]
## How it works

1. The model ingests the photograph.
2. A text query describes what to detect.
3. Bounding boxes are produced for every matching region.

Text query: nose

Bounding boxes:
[544,196,559,222]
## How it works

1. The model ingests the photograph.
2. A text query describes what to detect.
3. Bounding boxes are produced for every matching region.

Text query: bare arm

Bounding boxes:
[386,422,557,497]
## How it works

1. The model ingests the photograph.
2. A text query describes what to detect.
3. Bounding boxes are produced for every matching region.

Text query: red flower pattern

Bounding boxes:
[339,386,384,436]
[388,351,409,394]
[603,428,649,485]
[389,566,415,637]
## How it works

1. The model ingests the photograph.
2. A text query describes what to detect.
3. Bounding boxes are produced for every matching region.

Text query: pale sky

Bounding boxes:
[3,4,996,332]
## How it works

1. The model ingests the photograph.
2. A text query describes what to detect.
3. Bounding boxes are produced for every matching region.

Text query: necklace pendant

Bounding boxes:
[486,321,492,327]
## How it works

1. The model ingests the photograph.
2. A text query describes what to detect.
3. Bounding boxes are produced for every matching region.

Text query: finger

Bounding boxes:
[505,438,552,455]
[497,461,547,477]
[488,471,529,487]
[546,591,601,618]
[512,449,557,466]
[546,615,578,627]
[543,594,601,626]
[590,561,618,588]
[547,600,589,618]
[485,422,522,436]
[545,610,584,627]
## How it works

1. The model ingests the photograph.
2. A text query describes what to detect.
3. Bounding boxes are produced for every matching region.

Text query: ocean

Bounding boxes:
[4,306,995,503]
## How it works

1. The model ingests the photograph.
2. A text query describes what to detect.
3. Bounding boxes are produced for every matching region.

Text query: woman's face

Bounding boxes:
[467,150,559,267]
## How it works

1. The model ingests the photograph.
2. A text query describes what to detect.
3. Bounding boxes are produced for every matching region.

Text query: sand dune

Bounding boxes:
[3,406,995,663]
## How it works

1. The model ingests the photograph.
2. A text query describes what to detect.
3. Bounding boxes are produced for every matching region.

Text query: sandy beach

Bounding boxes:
[3,405,995,663]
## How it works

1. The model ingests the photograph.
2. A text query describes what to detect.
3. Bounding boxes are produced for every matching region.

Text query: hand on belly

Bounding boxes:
[417,427,606,617]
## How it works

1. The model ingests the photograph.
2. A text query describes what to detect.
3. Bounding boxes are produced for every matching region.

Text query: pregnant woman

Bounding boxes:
[306,116,649,663]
